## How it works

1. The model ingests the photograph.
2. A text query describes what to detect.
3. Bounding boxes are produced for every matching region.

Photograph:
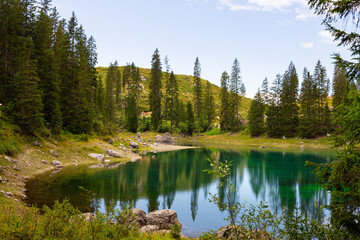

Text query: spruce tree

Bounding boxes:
[14,37,45,135]
[229,58,243,130]
[125,63,140,133]
[149,49,162,130]
[105,62,116,130]
[299,68,317,138]
[167,71,179,130]
[248,89,265,137]
[279,62,299,137]
[261,78,269,104]
[313,60,330,135]
[186,101,195,135]
[204,81,216,129]
[34,0,62,134]
[193,57,202,119]
[220,71,230,131]
[163,55,171,121]
[332,63,350,111]
[266,74,283,138]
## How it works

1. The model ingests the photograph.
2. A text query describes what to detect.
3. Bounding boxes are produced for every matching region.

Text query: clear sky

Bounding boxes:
[51,0,349,98]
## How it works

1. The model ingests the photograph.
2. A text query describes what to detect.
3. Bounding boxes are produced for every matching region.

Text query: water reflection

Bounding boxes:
[26,147,331,234]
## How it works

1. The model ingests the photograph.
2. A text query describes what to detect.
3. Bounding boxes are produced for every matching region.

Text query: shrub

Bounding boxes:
[139,117,152,132]
[158,121,171,133]
[178,122,188,134]
[206,128,221,136]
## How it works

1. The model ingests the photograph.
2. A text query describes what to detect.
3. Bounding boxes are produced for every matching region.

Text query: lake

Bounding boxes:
[25,146,332,236]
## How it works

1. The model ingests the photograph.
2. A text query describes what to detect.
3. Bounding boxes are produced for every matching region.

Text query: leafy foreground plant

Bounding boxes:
[203,158,356,239]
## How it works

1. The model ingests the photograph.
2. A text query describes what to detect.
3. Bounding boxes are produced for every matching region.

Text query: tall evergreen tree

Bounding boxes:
[166,71,179,130]
[105,62,116,129]
[229,58,243,130]
[163,55,171,121]
[261,78,269,104]
[332,63,350,111]
[149,49,162,130]
[248,89,265,137]
[33,0,62,134]
[313,60,330,135]
[203,81,216,129]
[220,71,230,131]
[186,101,195,135]
[266,74,283,138]
[299,68,317,138]
[126,63,140,132]
[14,37,45,135]
[193,57,202,119]
[279,62,299,137]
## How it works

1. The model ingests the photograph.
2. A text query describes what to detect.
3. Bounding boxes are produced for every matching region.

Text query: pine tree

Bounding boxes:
[266,74,283,138]
[280,62,299,137]
[186,101,195,135]
[167,71,179,130]
[248,89,265,137]
[261,78,269,104]
[163,55,171,121]
[229,58,243,130]
[125,63,140,133]
[313,60,330,135]
[299,68,317,138]
[193,57,202,119]
[149,49,162,130]
[105,62,116,129]
[332,63,350,111]
[14,37,45,135]
[203,81,216,129]
[220,71,230,131]
[33,0,62,134]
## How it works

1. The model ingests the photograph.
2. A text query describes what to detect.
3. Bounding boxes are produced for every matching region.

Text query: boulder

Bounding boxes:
[132,209,147,227]
[51,160,63,168]
[130,140,139,149]
[81,212,97,221]
[140,225,160,233]
[146,209,182,230]
[88,153,105,161]
[50,150,59,157]
[106,149,122,158]
[32,141,42,147]
[155,132,174,144]
[41,160,48,164]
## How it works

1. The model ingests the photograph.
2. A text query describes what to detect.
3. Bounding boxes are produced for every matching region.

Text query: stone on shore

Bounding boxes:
[51,160,63,168]
[88,153,105,161]
[146,209,182,230]
[130,140,139,149]
[106,149,122,158]
[155,132,174,144]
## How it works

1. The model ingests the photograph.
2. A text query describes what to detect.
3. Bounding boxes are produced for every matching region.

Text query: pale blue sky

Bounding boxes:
[52,0,349,97]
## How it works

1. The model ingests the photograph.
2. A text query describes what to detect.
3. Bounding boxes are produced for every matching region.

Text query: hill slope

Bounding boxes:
[96,67,251,118]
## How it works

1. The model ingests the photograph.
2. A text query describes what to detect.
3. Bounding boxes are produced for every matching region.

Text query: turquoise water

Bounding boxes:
[26,147,332,236]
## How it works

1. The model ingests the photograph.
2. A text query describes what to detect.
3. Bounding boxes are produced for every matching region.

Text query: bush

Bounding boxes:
[206,128,221,136]
[139,117,152,132]
[158,121,171,133]
[178,122,188,134]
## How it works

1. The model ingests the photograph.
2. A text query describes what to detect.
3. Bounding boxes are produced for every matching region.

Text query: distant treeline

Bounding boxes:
[247,61,354,138]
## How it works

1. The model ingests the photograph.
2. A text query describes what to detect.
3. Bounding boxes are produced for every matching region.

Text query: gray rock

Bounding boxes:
[140,225,160,233]
[106,149,122,158]
[81,212,97,221]
[6,191,13,197]
[41,160,48,164]
[12,159,18,164]
[132,209,147,227]
[300,142,304,144]
[152,155,156,159]
[137,132,141,138]
[12,165,20,171]
[88,153,105,161]
[146,209,182,230]
[130,140,139,149]
[0,190,5,194]
[4,156,12,162]
[106,138,114,145]
[50,150,59,157]
[32,141,42,147]
[37,150,45,155]
[104,159,110,163]
[51,160,63,168]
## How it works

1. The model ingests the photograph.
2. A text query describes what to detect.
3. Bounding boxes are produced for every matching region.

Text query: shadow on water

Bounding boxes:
[26,147,332,235]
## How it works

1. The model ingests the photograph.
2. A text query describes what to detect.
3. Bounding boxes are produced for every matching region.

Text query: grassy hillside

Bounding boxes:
[96,67,252,118]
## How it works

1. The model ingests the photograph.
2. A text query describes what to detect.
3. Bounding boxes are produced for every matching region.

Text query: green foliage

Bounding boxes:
[186,101,195,135]
[170,223,181,239]
[150,49,163,130]
[177,122,188,134]
[158,121,171,133]
[248,89,265,137]
[205,128,221,136]
[220,71,231,131]
[193,57,202,119]
[139,117,152,132]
